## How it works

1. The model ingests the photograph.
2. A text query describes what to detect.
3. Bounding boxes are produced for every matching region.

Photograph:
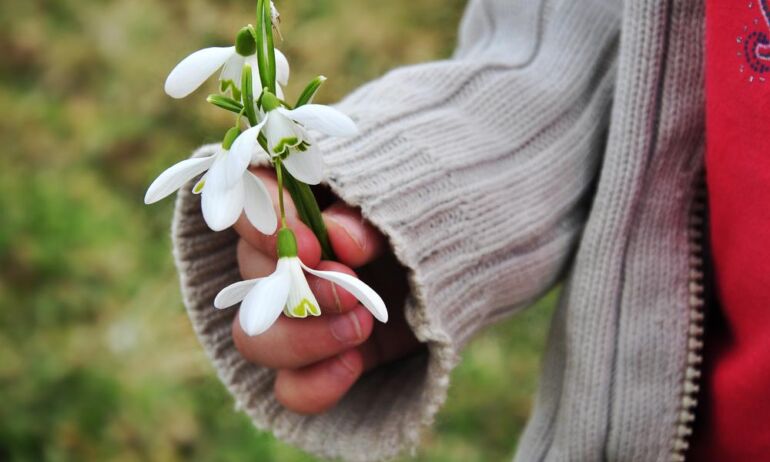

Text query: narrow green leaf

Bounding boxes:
[256,0,276,95]
[207,94,243,114]
[241,65,258,126]
[295,76,327,107]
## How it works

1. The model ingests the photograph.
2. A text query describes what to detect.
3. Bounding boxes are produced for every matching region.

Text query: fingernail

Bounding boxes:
[326,213,366,252]
[329,311,362,345]
[330,350,360,378]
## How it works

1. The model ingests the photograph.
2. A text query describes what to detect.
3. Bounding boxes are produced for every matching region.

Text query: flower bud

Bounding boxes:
[260,90,281,111]
[235,26,257,56]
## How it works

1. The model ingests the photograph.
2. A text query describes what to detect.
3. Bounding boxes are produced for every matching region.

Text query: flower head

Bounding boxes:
[164,26,290,99]
[144,125,276,233]
[231,90,358,185]
[214,228,388,336]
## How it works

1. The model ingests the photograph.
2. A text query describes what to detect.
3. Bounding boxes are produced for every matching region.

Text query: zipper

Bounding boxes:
[670,174,707,461]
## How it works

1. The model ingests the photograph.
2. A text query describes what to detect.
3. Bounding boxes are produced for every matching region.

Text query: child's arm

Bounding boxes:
[171,0,620,459]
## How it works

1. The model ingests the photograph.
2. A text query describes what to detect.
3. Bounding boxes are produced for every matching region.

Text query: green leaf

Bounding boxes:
[295,76,327,107]
[206,94,243,114]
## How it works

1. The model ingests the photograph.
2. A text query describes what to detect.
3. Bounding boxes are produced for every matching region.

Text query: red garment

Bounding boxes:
[692,1,770,460]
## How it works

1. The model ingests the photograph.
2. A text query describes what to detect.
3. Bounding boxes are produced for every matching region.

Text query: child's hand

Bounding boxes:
[230,167,422,414]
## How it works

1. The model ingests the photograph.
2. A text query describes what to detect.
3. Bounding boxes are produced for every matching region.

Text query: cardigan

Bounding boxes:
[170,0,707,460]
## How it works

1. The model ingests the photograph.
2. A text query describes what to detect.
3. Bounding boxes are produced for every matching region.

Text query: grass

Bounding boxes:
[0,0,556,460]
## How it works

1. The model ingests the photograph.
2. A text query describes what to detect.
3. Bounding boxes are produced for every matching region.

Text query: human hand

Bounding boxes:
[231,167,423,414]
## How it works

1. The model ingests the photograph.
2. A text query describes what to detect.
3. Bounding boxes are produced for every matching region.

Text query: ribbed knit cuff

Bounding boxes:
[172,1,619,460]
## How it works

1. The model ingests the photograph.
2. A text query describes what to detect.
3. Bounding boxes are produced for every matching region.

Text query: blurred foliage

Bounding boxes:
[0,0,556,460]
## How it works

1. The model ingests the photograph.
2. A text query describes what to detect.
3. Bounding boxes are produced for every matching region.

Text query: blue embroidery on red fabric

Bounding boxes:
[740,1,770,80]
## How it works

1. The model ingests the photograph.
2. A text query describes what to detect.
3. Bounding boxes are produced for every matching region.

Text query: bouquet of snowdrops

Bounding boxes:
[144,0,387,336]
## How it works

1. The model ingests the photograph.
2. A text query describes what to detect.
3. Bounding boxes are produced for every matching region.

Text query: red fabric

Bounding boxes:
[692,1,770,460]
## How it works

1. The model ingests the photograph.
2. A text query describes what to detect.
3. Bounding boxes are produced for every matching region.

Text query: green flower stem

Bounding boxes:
[258,134,336,260]
[274,157,288,228]
[282,169,336,260]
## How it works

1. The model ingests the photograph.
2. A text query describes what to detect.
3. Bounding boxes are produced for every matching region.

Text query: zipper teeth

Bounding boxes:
[670,178,707,462]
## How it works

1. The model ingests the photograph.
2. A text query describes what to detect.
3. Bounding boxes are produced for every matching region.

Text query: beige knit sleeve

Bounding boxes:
[172,0,620,460]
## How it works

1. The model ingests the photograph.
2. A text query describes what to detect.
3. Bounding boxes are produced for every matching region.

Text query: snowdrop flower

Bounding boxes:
[215,228,388,336]
[164,26,290,99]
[234,90,358,185]
[144,126,277,233]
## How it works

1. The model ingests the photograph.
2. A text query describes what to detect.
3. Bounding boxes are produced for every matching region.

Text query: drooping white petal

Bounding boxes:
[144,156,215,204]
[281,105,358,137]
[227,120,267,187]
[165,46,236,98]
[264,111,304,156]
[275,48,290,86]
[275,83,285,100]
[301,262,388,323]
[219,54,246,88]
[283,139,324,185]
[285,258,321,318]
[243,172,278,234]
[201,155,245,231]
[214,279,259,309]
[239,259,292,336]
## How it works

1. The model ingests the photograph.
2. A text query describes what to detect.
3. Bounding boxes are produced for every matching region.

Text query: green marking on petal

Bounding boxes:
[193,179,206,194]
[290,298,318,318]
[272,136,299,156]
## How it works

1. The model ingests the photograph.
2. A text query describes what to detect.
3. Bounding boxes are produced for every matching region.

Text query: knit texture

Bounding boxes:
[171,0,706,460]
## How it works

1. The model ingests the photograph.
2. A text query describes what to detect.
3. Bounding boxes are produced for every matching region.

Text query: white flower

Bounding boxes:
[164,45,290,99]
[215,255,388,336]
[144,124,277,233]
[237,93,359,185]
[215,227,386,336]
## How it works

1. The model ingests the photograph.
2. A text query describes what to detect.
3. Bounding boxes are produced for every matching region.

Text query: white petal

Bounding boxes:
[239,259,292,336]
[283,140,324,185]
[165,47,235,98]
[285,258,320,317]
[281,105,358,137]
[201,156,245,231]
[227,121,267,187]
[219,54,245,87]
[275,49,290,86]
[214,279,259,309]
[275,83,285,100]
[144,156,215,204]
[301,262,388,323]
[243,172,278,234]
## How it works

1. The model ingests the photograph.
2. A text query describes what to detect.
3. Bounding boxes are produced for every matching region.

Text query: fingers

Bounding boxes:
[323,203,386,268]
[272,314,424,415]
[232,305,374,369]
[274,349,364,415]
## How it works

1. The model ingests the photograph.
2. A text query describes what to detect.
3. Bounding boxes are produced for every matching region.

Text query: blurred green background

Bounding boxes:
[0,0,556,460]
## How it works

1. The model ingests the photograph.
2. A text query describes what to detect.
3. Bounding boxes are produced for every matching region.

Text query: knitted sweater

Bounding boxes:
[171,0,706,460]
